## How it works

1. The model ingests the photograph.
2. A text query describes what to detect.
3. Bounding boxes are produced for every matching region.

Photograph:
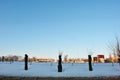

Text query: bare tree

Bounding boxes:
[64,55,68,63]
[107,37,120,67]
[116,37,120,57]
[109,53,114,66]
[107,39,118,63]
[116,37,120,65]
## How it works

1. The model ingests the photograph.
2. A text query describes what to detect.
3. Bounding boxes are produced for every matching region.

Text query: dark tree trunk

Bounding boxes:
[88,55,93,71]
[24,54,28,70]
[58,54,62,72]
[2,56,5,62]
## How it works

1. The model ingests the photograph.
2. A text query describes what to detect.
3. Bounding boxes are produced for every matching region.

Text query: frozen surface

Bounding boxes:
[0,62,120,77]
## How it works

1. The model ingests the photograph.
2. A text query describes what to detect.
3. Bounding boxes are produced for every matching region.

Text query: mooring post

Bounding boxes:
[58,54,62,72]
[25,54,28,70]
[88,55,93,71]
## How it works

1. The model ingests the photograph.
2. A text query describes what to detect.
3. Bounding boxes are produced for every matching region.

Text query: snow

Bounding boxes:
[0,62,120,77]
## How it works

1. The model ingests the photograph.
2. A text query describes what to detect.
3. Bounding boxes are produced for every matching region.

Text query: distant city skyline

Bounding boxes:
[0,0,120,59]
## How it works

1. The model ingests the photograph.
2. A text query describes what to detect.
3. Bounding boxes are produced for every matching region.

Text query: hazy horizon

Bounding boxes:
[0,0,120,59]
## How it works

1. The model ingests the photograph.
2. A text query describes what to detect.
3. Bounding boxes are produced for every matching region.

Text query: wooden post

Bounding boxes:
[88,55,93,71]
[25,54,28,70]
[58,54,62,72]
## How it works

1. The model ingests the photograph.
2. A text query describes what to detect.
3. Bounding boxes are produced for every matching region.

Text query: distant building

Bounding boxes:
[97,55,105,63]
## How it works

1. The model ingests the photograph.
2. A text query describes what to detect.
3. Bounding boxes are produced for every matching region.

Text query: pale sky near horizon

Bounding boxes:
[0,0,120,59]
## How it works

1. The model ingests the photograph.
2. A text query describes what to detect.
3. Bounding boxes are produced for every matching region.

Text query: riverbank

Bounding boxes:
[0,76,120,80]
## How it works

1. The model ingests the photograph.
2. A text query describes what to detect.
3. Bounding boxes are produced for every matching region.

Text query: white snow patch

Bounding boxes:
[0,62,120,77]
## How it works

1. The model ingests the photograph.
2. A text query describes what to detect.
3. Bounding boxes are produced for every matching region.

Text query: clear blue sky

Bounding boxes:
[0,0,120,59]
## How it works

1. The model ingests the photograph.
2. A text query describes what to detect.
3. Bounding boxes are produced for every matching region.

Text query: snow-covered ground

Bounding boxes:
[0,62,120,77]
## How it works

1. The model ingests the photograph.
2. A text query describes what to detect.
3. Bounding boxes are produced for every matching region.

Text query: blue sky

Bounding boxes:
[0,0,120,59]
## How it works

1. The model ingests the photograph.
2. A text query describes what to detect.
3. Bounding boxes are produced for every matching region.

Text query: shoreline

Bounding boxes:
[0,76,120,80]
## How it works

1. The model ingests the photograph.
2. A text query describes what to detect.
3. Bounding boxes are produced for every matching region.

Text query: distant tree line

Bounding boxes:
[28,57,55,62]
[0,55,23,63]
